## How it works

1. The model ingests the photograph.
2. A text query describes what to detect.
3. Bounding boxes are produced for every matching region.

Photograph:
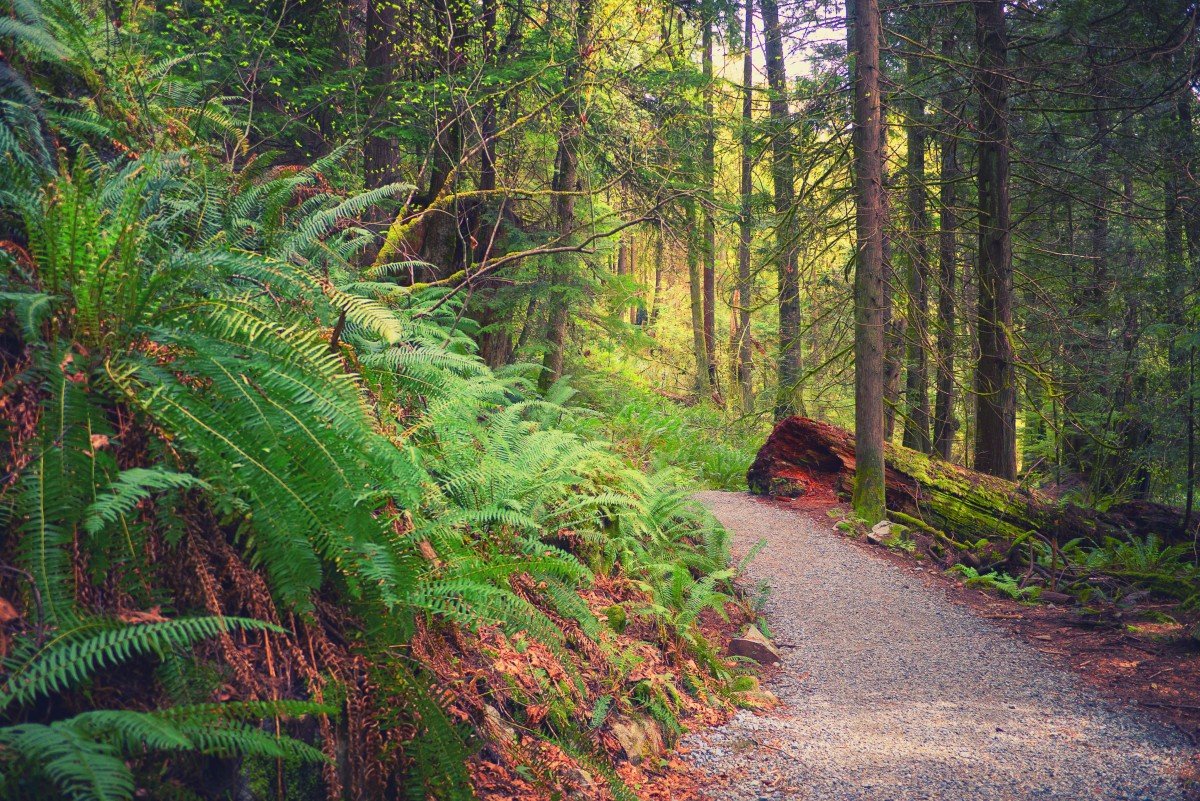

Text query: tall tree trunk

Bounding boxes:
[902,44,932,453]
[540,0,595,391]
[477,0,498,209]
[616,235,638,325]
[971,0,1017,480]
[1113,123,1150,498]
[1165,113,1190,523]
[760,0,804,419]
[881,104,904,441]
[687,199,711,394]
[1081,57,1116,490]
[364,0,402,192]
[628,237,639,325]
[474,0,512,369]
[961,247,978,465]
[933,91,960,459]
[849,0,887,521]
[418,0,471,273]
[1178,94,1199,531]
[735,0,755,412]
[427,0,469,200]
[649,226,665,329]
[702,17,718,390]
[1187,351,1196,533]
[515,288,539,349]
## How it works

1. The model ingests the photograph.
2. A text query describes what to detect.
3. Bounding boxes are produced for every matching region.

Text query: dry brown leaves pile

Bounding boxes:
[407,571,752,800]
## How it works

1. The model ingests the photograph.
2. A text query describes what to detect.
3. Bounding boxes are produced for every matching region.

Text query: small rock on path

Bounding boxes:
[682,491,1191,801]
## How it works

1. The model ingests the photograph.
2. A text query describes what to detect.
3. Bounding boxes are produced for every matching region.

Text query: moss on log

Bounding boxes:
[748,417,1193,548]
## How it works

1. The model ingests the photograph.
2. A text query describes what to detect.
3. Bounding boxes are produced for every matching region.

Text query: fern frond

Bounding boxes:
[0,721,133,801]
[0,617,280,712]
[83,468,209,535]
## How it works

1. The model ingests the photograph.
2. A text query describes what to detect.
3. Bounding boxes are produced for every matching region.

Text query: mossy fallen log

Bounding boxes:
[747,417,1193,550]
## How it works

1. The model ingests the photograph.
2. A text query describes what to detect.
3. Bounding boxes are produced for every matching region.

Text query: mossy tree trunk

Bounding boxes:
[848,0,888,522]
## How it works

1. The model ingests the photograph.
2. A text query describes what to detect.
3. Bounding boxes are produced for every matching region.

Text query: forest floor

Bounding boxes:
[673,491,1197,801]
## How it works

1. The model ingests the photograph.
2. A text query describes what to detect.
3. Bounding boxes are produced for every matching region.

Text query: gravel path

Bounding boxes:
[681,491,1191,801]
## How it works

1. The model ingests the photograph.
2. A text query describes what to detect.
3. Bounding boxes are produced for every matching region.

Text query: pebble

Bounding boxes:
[679,491,1192,801]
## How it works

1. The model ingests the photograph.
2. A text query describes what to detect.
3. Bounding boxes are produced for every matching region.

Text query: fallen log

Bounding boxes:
[747,417,1195,555]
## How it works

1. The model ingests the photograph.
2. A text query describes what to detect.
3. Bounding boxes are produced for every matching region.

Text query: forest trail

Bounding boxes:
[681,491,1192,801]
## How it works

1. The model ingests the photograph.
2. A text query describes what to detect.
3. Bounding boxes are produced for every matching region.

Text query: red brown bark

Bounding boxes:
[748,416,1196,546]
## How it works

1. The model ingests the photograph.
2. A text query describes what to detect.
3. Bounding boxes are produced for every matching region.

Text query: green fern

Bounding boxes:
[0,617,279,712]
[0,619,328,801]
[0,720,134,801]
[0,703,332,801]
[83,469,209,535]
[0,19,753,795]
[588,695,614,730]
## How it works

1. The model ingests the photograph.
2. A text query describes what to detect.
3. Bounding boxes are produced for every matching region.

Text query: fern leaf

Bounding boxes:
[0,617,280,712]
[83,468,209,535]
[0,722,134,801]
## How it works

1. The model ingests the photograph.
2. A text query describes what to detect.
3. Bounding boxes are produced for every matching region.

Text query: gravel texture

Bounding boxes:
[681,491,1191,801]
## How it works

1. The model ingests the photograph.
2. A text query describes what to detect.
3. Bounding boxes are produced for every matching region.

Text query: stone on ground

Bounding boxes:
[728,624,783,666]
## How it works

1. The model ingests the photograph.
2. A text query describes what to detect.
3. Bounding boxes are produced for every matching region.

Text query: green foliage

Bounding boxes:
[0,617,277,712]
[589,694,614,729]
[0,621,328,801]
[1,147,740,795]
[1033,535,1200,604]
[603,604,628,633]
[0,4,750,795]
[947,565,1041,602]
[83,469,209,536]
[882,525,917,554]
[571,369,765,491]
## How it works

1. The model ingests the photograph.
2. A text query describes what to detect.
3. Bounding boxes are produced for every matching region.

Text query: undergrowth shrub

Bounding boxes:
[1031,535,1200,607]
[568,361,767,491]
[0,4,751,796]
[946,565,1042,602]
[0,619,329,801]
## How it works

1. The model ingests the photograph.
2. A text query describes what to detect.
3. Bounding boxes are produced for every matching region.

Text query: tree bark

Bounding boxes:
[748,416,1198,547]
[1165,150,1185,508]
[849,0,887,521]
[881,102,904,442]
[902,43,932,453]
[364,0,402,192]
[1187,351,1196,532]
[687,198,711,395]
[473,0,512,369]
[427,0,469,201]
[628,236,639,325]
[760,0,803,419]
[934,90,960,460]
[971,0,1017,480]
[702,17,719,389]
[540,0,594,391]
[416,0,471,273]
[735,0,755,413]
[649,226,665,329]
[1178,95,1199,531]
